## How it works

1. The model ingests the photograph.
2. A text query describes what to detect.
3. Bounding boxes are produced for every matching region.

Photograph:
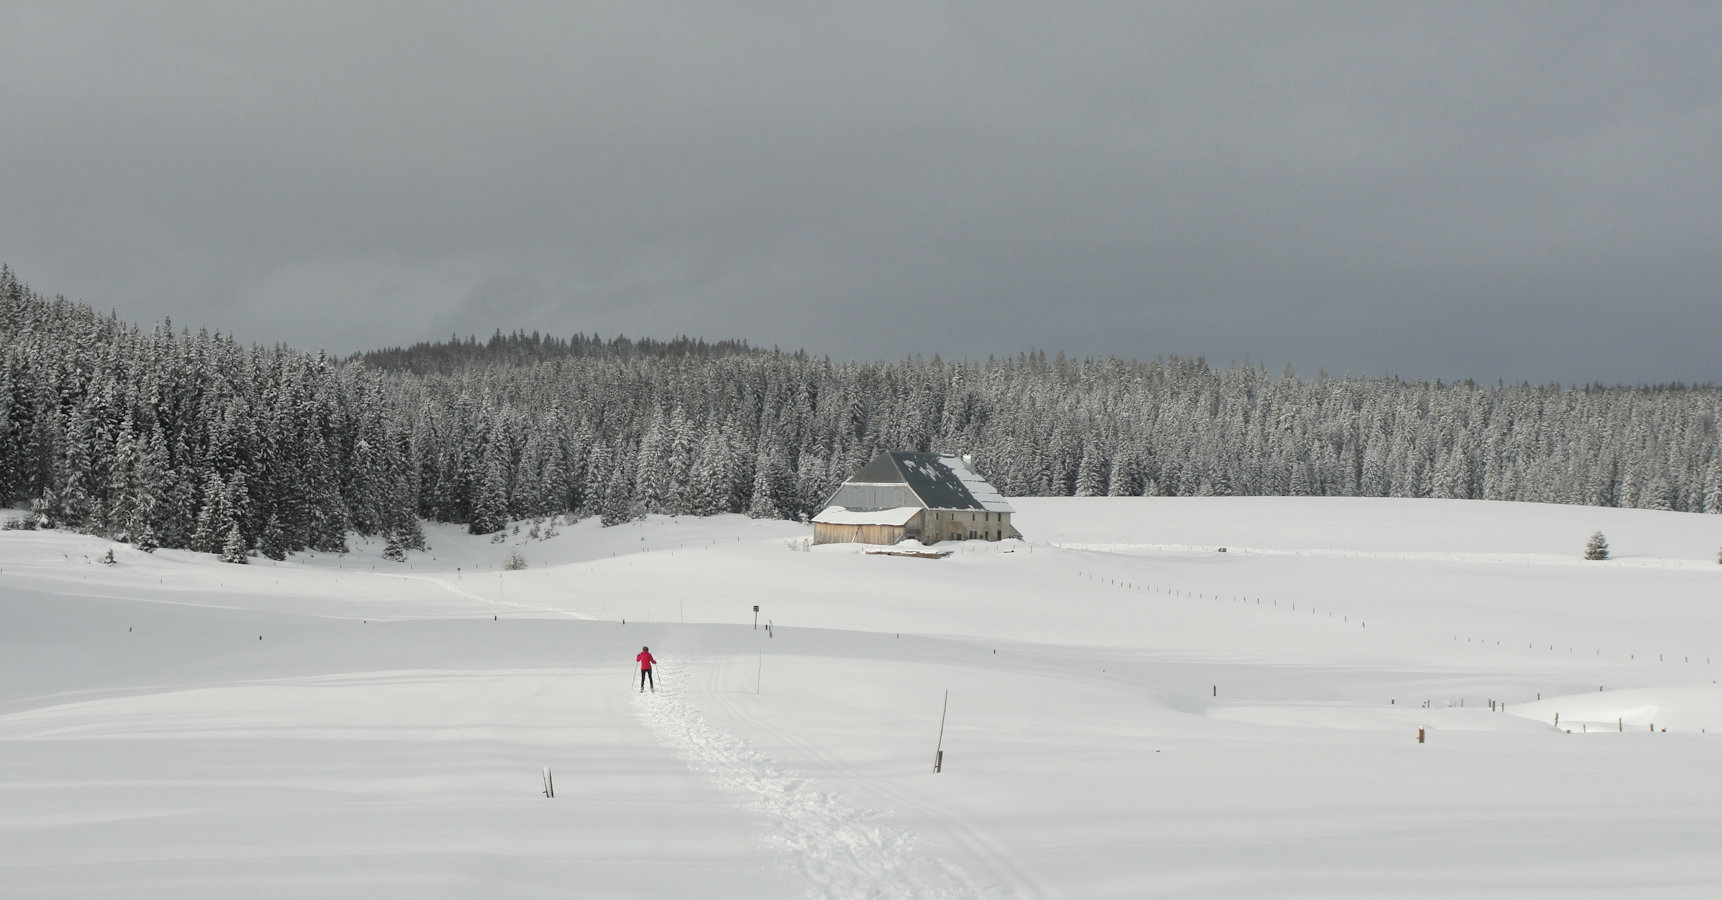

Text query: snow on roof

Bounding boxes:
[820,451,1016,514]
[811,506,923,527]
[939,454,1015,513]
[888,452,1015,513]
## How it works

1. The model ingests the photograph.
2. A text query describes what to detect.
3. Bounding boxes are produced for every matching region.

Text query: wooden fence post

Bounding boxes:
[935,691,949,773]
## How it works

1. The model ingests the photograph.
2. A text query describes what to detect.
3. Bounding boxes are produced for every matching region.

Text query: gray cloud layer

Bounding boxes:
[3,2,1718,383]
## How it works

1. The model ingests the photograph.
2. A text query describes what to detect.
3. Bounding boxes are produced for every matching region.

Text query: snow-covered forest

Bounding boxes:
[3,266,1720,560]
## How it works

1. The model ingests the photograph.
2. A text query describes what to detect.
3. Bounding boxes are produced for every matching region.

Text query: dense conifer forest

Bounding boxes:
[3,266,1720,560]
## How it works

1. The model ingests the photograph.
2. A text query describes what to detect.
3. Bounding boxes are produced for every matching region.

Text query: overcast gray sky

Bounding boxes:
[3,2,1718,384]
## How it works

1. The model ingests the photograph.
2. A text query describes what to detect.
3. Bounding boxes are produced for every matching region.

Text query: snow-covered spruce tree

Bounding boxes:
[390,516,427,553]
[132,520,158,553]
[468,442,510,535]
[1585,530,1610,561]
[502,548,527,570]
[259,514,289,561]
[747,449,794,519]
[220,523,249,564]
[599,456,636,526]
[1074,444,1106,497]
[189,473,232,553]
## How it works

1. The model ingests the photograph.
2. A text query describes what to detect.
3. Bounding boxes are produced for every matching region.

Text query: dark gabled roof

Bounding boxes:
[831,451,1014,513]
[886,452,986,510]
[848,452,907,486]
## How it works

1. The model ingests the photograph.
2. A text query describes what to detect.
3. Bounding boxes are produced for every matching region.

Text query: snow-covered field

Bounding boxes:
[5,497,1722,898]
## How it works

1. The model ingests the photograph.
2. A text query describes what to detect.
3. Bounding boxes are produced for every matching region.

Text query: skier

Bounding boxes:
[637,646,656,692]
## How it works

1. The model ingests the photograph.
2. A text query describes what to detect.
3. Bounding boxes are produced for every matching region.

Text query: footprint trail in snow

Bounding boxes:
[633,658,1007,900]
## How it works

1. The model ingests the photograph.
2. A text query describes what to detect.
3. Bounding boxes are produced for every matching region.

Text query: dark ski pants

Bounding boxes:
[640,668,654,691]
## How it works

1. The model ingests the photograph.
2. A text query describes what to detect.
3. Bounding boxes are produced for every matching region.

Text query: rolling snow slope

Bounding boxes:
[3,497,1722,898]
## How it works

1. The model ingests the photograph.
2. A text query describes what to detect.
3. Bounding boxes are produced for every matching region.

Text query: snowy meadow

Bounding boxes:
[4,497,1722,898]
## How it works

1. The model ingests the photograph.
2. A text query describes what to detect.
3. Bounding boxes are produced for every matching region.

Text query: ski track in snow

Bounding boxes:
[378,572,593,619]
[1050,541,1717,569]
[633,658,1005,900]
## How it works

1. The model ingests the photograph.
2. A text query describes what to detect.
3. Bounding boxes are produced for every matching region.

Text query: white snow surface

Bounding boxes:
[5,497,1722,898]
[811,506,923,527]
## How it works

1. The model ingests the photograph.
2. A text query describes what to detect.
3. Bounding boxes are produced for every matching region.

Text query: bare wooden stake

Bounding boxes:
[935,690,949,773]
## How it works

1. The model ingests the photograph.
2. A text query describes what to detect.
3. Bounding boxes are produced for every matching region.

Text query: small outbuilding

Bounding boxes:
[812,451,1019,546]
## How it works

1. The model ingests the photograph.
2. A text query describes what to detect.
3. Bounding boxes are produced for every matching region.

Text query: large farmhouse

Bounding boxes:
[812,451,1019,546]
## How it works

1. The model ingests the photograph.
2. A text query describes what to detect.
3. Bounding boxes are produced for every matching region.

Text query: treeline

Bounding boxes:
[2,266,1720,562]
[358,331,767,376]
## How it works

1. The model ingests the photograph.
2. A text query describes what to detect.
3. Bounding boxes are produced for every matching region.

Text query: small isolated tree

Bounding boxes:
[100,547,116,566]
[502,548,528,571]
[381,533,406,562]
[1585,530,1610,561]
[29,497,52,529]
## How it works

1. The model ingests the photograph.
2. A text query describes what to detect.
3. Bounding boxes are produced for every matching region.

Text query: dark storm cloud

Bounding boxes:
[2,2,1718,383]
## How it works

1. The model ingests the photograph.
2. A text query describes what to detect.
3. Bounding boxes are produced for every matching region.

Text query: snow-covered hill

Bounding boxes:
[4,498,1721,898]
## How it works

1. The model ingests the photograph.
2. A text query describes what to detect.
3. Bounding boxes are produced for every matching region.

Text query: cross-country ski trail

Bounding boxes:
[633,656,1011,900]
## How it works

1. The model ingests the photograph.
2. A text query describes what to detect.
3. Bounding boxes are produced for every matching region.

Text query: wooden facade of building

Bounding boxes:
[810,504,925,545]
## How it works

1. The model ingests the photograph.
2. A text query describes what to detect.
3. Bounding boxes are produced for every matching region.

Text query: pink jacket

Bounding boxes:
[637,651,656,670]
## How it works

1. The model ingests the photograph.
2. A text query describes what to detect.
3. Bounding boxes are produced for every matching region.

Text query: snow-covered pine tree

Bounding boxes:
[599,455,635,526]
[56,403,95,529]
[665,406,695,515]
[1585,530,1610,561]
[748,449,794,519]
[259,514,289,561]
[132,518,158,553]
[1074,443,1106,497]
[688,430,729,516]
[220,522,249,564]
[104,416,140,540]
[189,472,230,553]
[1107,446,1140,497]
[633,409,670,514]
[469,434,510,534]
